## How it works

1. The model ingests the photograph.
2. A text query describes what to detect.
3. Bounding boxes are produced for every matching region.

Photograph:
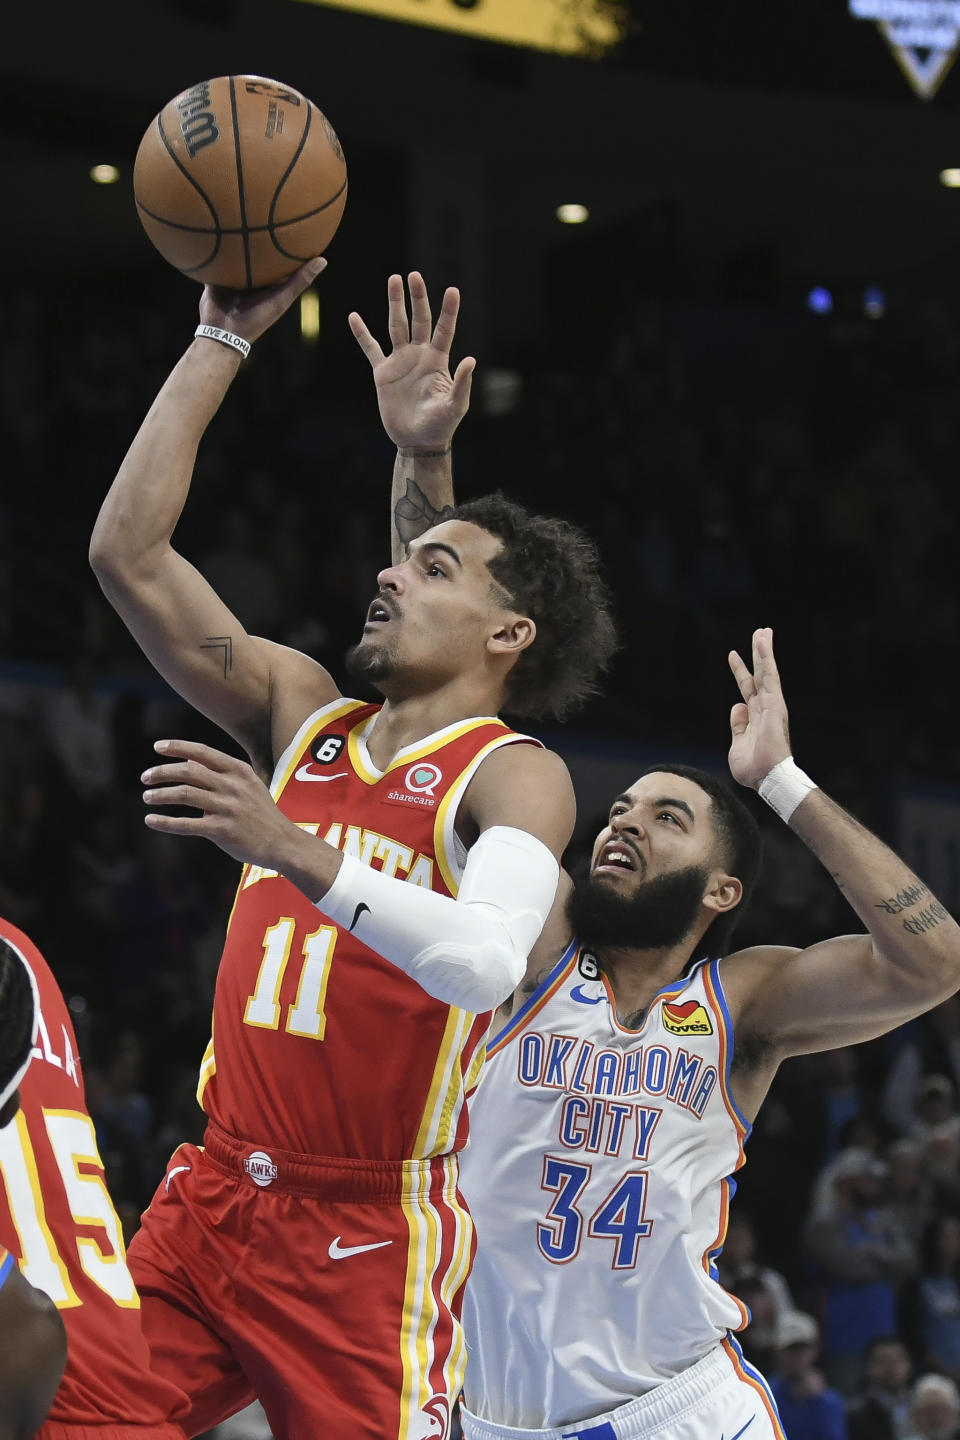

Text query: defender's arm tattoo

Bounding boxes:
[903,901,950,937]
[873,881,950,937]
[393,478,455,549]
[875,882,927,915]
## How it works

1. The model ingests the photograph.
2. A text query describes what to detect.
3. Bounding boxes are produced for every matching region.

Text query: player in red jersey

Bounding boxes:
[89,263,617,1440]
[0,938,66,1440]
[0,918,190,1439]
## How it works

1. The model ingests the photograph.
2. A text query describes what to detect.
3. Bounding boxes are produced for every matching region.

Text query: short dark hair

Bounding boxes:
[0,938,35,1097]
[636,762,762,958]
[450,493,618,722]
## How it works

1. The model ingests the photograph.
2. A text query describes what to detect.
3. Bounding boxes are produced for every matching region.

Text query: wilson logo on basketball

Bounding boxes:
[661,1001,713,1037]
[176,81,220,159]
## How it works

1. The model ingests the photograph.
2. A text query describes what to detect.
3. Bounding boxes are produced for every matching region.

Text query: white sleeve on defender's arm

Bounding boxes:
[315,825,560,1012]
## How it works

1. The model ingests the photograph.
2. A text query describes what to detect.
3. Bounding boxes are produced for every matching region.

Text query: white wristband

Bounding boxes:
[758,756,818,823]
[194,324,251,360]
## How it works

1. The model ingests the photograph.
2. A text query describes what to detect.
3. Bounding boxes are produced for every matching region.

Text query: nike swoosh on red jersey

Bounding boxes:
[328,1236,393,1260]
[294,767,349,783]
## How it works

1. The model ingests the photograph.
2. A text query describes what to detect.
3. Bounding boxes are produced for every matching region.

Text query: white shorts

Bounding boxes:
[460,1342,785,1440]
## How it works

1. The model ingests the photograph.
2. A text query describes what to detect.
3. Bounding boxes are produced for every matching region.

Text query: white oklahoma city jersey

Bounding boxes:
[459,940,752,1430]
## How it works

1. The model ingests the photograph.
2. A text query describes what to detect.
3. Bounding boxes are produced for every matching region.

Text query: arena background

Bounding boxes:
[3,1,960,1433]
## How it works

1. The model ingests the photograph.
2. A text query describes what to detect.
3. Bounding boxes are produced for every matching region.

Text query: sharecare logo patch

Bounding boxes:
[661,1001,713,1037]
[405,763,442,794]
[384,762,443,810]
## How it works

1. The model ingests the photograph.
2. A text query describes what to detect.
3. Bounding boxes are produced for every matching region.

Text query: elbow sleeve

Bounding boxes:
[317,825,560,1012]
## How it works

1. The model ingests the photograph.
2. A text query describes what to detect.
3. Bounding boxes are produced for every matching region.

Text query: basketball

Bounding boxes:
[133,75,347,290]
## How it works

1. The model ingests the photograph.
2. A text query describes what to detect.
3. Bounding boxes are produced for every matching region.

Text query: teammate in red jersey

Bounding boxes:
[0,937,66,1440]
[89,263,617,1440]
[0,919,190,1439]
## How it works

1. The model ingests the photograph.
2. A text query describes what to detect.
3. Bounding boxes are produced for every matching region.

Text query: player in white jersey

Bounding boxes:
[453,628,960,1440]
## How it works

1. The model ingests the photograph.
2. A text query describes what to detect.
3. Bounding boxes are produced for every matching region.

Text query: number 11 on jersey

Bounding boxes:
[244,918,337,1040]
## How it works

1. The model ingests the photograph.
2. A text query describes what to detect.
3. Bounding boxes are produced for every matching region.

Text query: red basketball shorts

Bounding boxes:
[39,1428,185,1439]
[127,1125,475,1440]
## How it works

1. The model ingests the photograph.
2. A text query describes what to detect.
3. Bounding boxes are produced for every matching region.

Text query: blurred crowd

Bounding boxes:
[2,270,960,1438]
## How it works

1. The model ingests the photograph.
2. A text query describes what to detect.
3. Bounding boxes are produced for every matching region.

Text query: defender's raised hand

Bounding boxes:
[349,271,476,451]
[727,627,793,791]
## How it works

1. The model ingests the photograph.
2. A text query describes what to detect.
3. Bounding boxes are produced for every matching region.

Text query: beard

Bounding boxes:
[344,636,399,689]
[566,860,711,952]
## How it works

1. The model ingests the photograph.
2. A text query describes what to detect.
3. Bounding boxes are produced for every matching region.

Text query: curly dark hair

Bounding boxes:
[450,493,618,722]
[0,937,35,1100]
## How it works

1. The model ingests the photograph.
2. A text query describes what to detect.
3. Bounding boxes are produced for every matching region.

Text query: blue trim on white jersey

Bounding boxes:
[709,957,753,1139]
[726,1333,787,1434]
[488,936,580,1050]
[0,1250,14,1289]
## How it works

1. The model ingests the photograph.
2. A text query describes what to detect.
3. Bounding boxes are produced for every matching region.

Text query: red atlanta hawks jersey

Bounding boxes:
[199,698,539,1160]
[0,917,187,1427]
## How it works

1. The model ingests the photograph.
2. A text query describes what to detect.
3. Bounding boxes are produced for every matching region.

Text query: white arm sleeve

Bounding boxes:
[316,825,560,1012]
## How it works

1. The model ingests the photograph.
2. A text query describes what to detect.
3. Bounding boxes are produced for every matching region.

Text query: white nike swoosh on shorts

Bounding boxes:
[165,1165,191,1192]
[328,1236,394,1260]
[295,767,350,783]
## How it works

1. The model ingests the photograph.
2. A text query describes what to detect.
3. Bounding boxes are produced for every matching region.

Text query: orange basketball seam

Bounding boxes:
[268,97,314,243]
[228,77,253,290]
[134,182,348,235]
[271,183,348,261]
[152,113,222,274]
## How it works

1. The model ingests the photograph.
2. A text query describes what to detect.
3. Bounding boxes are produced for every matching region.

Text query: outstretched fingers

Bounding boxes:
[407,271,433,346]
[450,355,477,410]
[386,272,410,349]
[730,700,750,737]
[145,811,208,836]
[728,649,757,704]
[753,626,783,697]
[141,744,235,814]
[152,738,239,771]
[431,286,461,355]
[347,310,385,366]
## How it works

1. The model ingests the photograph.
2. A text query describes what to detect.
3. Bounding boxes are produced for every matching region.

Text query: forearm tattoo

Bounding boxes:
[393,478,455,548]
[902,901,950,936]
[875,882,928,916]
[201,635,234,677]
[875,881,949,936]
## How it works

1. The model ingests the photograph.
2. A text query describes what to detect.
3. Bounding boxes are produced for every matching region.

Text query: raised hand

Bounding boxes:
[727,627,793,790]
[349,271,476,451]
[198,256,327,346]
[142,739,304,868]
